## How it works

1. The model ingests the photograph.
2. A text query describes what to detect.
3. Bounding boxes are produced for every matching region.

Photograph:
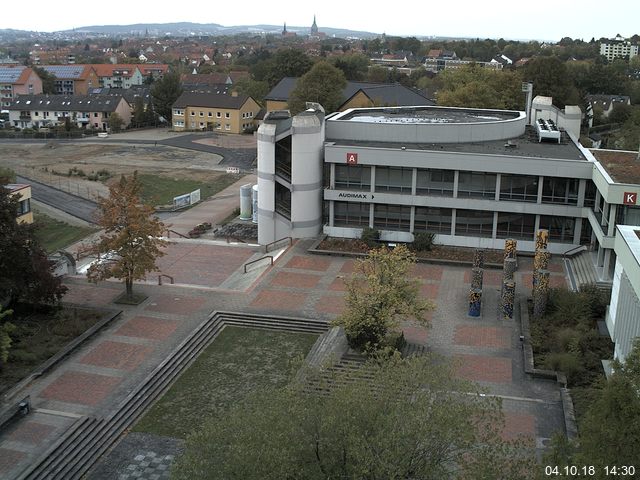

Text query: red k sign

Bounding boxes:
[623,192,637,205]
[346,152,358,165]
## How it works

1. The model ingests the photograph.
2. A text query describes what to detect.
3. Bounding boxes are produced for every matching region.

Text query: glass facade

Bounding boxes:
[334,201,370,227]
[539,215,575,243]
[274,182,291,219]
[416,169,454,196]
[457,171,497,199]
[542,177,578,205]
[335,165,371,191]
[455,209,494,237]
[496,213,536,240]
[375,167,413,194]
[373,204,411,231]
[414,207,452,234]
[500,174,538,202]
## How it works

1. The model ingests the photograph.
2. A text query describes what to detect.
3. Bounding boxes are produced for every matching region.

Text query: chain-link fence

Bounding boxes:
[13,165,109,201]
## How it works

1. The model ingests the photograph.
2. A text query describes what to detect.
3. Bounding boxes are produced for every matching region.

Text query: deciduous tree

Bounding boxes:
[150,71,183,123]
[108,112,124,132]
[171,355,537,480]
[288,61,347,114]
[333,245,433,353]
[87,172,167,298]
[0,181,67,306]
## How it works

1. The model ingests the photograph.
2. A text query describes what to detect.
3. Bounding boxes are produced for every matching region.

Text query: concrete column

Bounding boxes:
[603,249,611,280]
[451,209,457,236]
[574,217,583,245]
[411,168,417,196]
[537,175,544,204]
[577,179,586,208]
[453,170,459,198]
[492,211,498,239]
[329,163,335,189]
[369,203,374,228]
[370,165,376,193]
[607,204,617,237]
[495,174,501,202]
[409,206,415,233]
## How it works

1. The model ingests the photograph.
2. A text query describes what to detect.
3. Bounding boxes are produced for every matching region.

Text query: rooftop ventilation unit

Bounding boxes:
[535,118,561,143]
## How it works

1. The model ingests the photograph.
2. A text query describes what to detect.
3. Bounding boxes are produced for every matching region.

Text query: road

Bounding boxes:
[17,175,99,224]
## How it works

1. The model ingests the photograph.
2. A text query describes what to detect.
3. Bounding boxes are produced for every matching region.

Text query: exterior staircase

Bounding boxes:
[564,249,612,293]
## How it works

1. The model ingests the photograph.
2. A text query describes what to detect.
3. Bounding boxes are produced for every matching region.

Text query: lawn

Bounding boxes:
[137,173,240,206]
[0,307,104,396]
[33,210,96,252]
[133,326,318,439]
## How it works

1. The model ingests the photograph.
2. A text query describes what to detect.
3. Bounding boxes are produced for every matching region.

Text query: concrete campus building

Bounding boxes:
[257,98,640,362]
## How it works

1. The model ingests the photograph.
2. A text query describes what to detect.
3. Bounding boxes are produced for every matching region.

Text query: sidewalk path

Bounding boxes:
[0,239,571,478]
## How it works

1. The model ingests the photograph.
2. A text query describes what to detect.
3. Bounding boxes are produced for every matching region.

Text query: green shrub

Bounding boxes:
[412,232,435,252]
[551,327,583,354]
[360,227,380,248]
[545,351,584,382]
[9,348,39,364]
[0,167,16,183]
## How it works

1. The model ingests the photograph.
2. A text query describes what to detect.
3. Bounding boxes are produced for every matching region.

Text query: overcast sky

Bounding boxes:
[3,0,639,41]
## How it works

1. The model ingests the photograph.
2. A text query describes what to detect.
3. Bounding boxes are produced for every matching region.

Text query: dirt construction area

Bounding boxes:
[1,142,230,199]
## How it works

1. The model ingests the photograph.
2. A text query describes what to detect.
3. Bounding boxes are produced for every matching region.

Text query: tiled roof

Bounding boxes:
[0,66,27,84]
[7,94,126,113]
[264,77,434,108]
[586,94,631,111]
[173,91,252,109]
[86,64,141,78]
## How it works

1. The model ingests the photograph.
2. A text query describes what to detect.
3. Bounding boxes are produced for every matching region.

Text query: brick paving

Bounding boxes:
[39,371,123,406]
[0,238,572,478]
[463,269,504,286]
[80,341,154,371]
[454,325,511,349]
[144,294,206,315]
[115,316,180,341]
[6,421,56,445]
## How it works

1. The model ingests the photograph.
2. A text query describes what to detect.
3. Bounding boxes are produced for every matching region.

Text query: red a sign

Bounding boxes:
[346,152,358,165]
[623,192,637,205]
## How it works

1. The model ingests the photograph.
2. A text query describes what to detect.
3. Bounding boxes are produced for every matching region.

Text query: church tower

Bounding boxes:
[310,15,318,36]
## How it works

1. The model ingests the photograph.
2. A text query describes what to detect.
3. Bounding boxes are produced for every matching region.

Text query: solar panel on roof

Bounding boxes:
[0,66,26,83]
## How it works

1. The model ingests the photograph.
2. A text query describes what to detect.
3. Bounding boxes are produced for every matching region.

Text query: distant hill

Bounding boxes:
[65,21,379,39]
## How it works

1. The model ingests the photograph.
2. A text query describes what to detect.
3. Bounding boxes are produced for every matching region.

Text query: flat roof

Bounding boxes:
[327,126,586,161]
[334,106,520,124]
[590,149,640,184]
[5,183,29,192]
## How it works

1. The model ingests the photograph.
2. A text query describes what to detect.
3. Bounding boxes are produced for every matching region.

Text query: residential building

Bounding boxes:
[39,65,99,95]
[139,64,169,80]
[6,184,33,224]
[586,94,631,122]
[264,78,434,112]
[257,101,640,289]
[600,35,639,61]
[607,224,640,363]
[172,91,260,133]
[7,94,132,131]
[89,64,144,88]
[423,57,502,73]
[0,66,43,102]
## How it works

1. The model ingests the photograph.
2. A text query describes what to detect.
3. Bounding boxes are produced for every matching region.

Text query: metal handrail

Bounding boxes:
[563,244,586,259]
[165,229,188,239]
[243,255,273,273]
[158,274,174,285]
[264,236,293,253]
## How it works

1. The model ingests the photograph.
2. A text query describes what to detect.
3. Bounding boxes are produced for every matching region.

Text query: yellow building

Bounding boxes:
[172,91,260,134]
[7,184,33,224]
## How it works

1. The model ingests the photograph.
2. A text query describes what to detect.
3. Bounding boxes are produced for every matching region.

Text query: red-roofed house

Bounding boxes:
[0,66,43,101]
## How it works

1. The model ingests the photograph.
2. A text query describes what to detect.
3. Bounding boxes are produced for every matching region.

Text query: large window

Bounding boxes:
[416,169,454,196]
[374,167,413,194]
[496,213,536,240]
[457,171,496,199]
[274,182,291,219]
[334,201,370,227]
[539,215,575,243]
[542,177,578,205]
[373,204,411,231]
[455,209,494,237]
[584,180,597,208]
[17,198,30,216]
[414,207,452,234]
[335,165,371,191]
[274,136,292,182]
[500,175,539,202]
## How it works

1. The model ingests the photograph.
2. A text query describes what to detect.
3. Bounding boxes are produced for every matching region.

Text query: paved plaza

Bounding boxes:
[0,237,570,478]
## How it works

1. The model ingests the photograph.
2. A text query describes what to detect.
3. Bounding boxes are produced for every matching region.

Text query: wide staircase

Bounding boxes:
[17,312,328,480]
[564,249,611,293]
